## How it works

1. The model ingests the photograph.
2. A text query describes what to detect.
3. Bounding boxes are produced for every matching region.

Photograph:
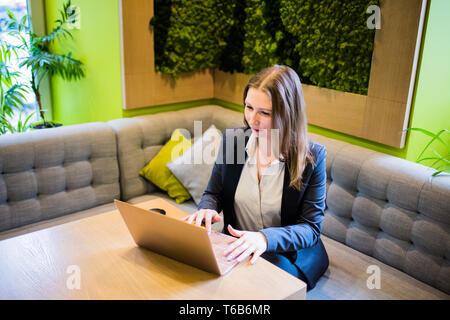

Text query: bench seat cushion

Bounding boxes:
[307,235,450,300]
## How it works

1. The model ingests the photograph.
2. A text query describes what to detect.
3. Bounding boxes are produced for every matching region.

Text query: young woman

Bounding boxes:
[184,65,329,290]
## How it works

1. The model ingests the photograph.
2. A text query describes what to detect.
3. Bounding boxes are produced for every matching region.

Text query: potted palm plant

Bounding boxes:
[0,39,33,135]
[3,0,85,129]
[0,38,34,134]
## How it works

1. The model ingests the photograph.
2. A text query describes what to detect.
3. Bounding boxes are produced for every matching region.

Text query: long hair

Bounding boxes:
[243,65,315,190]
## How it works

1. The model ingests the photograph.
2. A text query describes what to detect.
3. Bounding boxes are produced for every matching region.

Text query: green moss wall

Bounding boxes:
[45,0,449,166]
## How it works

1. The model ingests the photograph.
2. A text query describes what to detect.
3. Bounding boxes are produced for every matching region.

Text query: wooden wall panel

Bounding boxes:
[366,0,425,102]
[362,0,427,147]
[120,0,214,109]
[364,96,408,145]
[214,69,367,138]
[213,70,252,105]
[303,85,367,137]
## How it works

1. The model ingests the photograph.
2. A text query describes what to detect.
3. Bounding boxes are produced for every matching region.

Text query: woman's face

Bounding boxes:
[244,88,272,137]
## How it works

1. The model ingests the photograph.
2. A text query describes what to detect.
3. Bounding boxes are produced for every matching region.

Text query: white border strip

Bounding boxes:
[402,0,428,146]
[118,0,127,110]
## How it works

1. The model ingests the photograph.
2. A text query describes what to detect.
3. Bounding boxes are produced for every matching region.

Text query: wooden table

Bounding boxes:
[0,200,307,300]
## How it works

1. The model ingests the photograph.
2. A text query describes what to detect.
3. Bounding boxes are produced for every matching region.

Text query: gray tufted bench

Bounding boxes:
[307,133,450,299]
[0,122,120,234]
[0,105,448,299]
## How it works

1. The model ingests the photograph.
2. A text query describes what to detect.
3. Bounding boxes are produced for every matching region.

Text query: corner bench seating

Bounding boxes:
[0,105,448,300]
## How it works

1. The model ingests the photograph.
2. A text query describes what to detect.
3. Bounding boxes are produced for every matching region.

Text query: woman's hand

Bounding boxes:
[182,209,222,234]
[224,225,267,265]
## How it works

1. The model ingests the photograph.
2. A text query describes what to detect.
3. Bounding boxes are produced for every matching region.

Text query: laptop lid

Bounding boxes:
[114,199,221,275]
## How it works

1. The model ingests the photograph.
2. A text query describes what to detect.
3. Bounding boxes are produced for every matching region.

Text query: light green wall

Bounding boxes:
[404,0,450,168]
[45,0,123,125]
[44,0,449,166]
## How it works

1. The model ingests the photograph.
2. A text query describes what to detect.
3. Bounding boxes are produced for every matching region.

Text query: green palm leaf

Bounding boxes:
[404,127,450,178]
[403,127,450,161]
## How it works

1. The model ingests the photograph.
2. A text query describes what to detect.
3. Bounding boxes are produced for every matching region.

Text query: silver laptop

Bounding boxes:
[114,199,241,276]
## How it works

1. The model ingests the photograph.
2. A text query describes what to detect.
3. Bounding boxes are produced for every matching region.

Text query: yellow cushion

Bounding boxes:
[139,129,192,204]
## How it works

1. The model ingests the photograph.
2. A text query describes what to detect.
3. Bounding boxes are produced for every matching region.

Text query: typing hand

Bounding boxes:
[182,209,222,234]
[224,225,267,265]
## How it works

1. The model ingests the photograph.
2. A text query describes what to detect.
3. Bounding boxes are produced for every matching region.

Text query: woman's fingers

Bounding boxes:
[186,212,197,225]
[250,249,264,265]
[227,244,263,264]
[205,211,212,234]
[195,211,204,227]
[226,241,250,261]
[224,227,268,264]
[227,224,244,237]
[183,210,221,234]
[223,236,244,256]
[237,245,256,262]
[212,214,223,223]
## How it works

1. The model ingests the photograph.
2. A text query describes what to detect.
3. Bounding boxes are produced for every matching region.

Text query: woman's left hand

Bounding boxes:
[224,225,268,265]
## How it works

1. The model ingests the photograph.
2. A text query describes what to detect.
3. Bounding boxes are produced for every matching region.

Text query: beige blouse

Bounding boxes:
[234,132,285,232]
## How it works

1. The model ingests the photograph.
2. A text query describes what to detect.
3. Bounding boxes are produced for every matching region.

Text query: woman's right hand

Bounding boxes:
[182,209,222,234]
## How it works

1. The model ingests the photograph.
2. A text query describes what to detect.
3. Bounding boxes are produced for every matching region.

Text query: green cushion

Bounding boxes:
[139,129,192,204]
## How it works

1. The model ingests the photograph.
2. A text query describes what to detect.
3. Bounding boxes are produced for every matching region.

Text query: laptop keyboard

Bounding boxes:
[209,231,240,274]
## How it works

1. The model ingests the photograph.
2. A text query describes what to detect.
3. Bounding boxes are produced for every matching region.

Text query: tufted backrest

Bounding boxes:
[309,133,450,294]
[107,105,243,201]
[0,123,120,232]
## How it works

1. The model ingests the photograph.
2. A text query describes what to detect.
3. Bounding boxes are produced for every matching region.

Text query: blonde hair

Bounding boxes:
[243,65,314,190]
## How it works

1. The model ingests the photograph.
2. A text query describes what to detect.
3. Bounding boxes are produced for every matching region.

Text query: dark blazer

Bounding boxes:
[198,127,329,289]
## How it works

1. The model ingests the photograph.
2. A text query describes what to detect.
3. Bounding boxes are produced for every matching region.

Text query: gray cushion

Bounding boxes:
[0,122,120,232]
[167,124,222,205]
